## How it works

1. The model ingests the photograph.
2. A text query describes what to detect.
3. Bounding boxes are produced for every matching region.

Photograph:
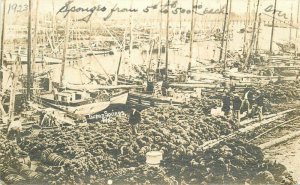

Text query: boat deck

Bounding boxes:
[128,91,187,108]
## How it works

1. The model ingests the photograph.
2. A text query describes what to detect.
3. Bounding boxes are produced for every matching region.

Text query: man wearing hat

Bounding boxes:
[128,106,141,135]
[232,93,242,128]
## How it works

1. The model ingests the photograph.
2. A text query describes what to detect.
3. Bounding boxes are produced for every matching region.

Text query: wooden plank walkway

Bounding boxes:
[199,109,296,150]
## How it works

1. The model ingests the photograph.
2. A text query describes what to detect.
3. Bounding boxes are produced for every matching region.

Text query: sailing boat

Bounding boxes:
[39,86,129,119]
[86,41,114,56]
[275,2,298,55]
[37,14,129,122]
[275,42,296,54]
[3,49,44,65]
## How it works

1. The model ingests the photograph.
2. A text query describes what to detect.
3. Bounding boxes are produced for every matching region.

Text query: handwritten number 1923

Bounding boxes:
[8,3,29,14]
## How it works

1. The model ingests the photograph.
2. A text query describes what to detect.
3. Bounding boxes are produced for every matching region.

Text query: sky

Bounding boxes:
[1,0,300,23]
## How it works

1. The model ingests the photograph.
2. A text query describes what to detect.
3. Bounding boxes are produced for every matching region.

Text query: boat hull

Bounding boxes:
[86,50,114,56]
[39,92,128,119]
[127,91,185,109]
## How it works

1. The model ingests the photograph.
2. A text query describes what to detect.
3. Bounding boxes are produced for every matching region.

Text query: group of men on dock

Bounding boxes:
[145,79,174,97]
[221,86,270,128]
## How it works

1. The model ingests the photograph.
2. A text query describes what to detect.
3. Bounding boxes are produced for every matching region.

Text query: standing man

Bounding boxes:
[128,107,141,135]
[7,117,22,143]
[223,78,230,92]
[242,87,254,117]
[52,88,58,101]
[232,94,242,128]
[296,70,300,81]
[221,91,231,117]
[255,91,264,121]
[161,80,169,96]
[229,76,236,92]
[146,80,154,95]
[0,93,6,124]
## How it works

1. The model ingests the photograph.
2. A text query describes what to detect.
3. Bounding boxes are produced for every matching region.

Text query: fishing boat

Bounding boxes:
[128,90,186,108]
[86,47,114,56]
[38,88,129,118]
[275,42,296,54]
[33,12,136,123]
[86,41,114,56]
[264,22,288,28]
[43,56,63,64]
[193,33,212,42]
[3,52,43,65]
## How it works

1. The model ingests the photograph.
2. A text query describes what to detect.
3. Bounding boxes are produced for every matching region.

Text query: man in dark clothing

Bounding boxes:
[128,108,141,135]
[161,80,169,96]
[296,70,300,80]
[247,89,255,108]
[38,110,46,125]
[232,94,242,128]
[146,81,154,94]
[221,92,231,117]
[255,91,264,121]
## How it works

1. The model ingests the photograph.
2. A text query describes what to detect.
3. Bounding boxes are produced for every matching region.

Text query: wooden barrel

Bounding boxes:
[18,154,31,167]
[4,174,26,184]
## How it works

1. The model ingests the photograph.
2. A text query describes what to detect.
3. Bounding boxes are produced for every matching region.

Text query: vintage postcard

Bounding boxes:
[0,0,300,184]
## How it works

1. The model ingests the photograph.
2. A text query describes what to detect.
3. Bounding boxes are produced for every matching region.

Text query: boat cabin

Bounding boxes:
[55,90,89,103]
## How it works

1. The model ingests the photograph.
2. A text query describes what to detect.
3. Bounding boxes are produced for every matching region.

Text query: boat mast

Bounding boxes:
[243,0,251,56]
[27,0,32,100]
[157,0,163,76]
[269,0,278,54]
[51,0,56,49]
[218,0,230,63]
[296,0,300,57]
[244,0,260,67]
[129,2,133,78]
[289,2,293,42]
[116,30,127,83]
[0,0,6,93]
[117,1,133,84]
[32,0,39,75]
[129,16,133,58]
[0,0,7,121]
[187,0,195,79]
[223,0,232,70]
[8,52,21,122]
[165,0,170,81]
[255,13,262,54]
[146,40,155,82]
[60,13,70,86]
[179,2,182,34]
[194,0,199,59]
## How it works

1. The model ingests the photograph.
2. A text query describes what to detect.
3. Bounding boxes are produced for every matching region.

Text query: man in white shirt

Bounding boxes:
[7,117,22,142]
[53,88,58,101]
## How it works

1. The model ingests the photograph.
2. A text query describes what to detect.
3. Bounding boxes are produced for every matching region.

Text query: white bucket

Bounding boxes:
[146,151,163,167]
[211,107,224,116]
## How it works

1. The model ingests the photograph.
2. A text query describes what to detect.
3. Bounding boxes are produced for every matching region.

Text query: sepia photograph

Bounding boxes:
[0,0,300,184]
